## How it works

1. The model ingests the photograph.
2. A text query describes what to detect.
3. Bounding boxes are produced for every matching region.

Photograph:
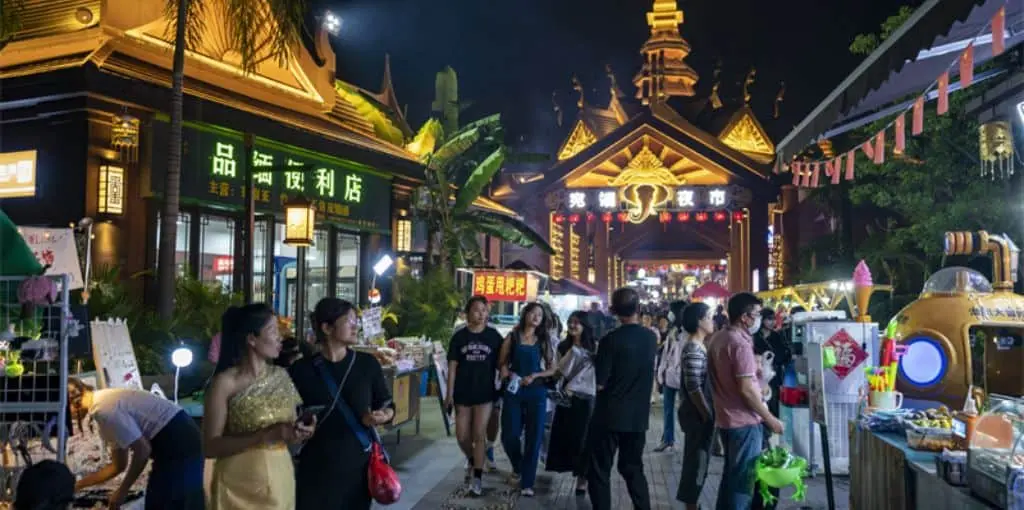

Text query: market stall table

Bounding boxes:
[849,424,994,510]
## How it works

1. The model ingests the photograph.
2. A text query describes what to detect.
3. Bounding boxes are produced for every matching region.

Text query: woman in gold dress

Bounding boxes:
[204,304,315,509]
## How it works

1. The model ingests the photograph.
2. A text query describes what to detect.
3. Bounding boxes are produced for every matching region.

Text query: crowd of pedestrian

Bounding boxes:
[441,287,799,510]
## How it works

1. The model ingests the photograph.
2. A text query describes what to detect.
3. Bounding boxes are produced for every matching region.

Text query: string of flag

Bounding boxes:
[776,4,1008,188]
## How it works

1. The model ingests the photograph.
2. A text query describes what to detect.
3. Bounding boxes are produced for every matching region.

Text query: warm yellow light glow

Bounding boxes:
[609,143,677,224]
[557,121,597,161]
[284,197,316,247]
[395,219,412,252]
[569,227,580,278]
[720,113,775,157]
[0,150,37,198]
[98,165,125,215]
[550,213,564,280]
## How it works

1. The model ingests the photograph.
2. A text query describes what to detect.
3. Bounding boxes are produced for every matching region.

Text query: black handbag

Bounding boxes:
[547,351,591,408]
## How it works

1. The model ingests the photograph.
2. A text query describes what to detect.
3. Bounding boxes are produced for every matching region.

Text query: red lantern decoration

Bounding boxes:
[659,211,672,223]
[677,212,690,222]
[713,211,727,222]
[733,211,745,222]
[601,212,613,223]
[695,212,708,222]
[616,212,629,223]
[586,212,595,223]
[568,213,581,224]
[553,213,565,224]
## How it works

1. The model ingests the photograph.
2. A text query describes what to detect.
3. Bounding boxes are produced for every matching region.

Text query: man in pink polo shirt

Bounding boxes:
[707,293,784,510]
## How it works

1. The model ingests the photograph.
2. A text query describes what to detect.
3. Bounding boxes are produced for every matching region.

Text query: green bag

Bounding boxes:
[754,447,809,504]
[822,346,838,369]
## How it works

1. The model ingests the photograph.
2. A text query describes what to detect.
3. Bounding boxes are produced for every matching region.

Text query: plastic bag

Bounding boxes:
[755,447,809,504]
[368,442,402,504]
[822,346,837,369]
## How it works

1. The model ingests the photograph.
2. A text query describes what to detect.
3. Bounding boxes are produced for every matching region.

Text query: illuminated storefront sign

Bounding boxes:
[559,186,736,213]
[471,271,538,302]
[0,150,37,198]
[150,123,390,231]
[213,255,234,273]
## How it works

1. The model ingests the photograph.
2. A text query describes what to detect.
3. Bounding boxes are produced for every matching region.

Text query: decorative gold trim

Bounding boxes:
[557,121,598,161]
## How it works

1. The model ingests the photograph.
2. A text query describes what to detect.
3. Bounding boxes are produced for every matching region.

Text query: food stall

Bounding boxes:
[850,230,1023,509]
[756,280,893,314]
[355,337,432,441]
[545,277,602,328]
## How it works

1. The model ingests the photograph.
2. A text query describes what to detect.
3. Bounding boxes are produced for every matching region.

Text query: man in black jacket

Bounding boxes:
[587,287,656,510]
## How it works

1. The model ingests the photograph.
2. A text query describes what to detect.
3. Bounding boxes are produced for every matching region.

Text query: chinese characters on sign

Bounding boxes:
[556,186,734,213]
[18,227,84,289]
[823,328,868,380]
[472,271,533,302]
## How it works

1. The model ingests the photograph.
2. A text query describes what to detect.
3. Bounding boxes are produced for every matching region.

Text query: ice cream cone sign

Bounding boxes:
[853,260,873,323]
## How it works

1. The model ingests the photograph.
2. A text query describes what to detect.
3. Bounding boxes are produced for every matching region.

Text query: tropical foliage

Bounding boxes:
[390,270,462,347]
[88,265,241,374]
[413,114,554,272]
[798,5,1022,299]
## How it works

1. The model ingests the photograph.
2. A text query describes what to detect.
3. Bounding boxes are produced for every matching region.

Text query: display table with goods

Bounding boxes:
[355,337,433,441]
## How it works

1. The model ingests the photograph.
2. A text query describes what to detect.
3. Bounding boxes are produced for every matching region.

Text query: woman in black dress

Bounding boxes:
[545,310,597,494]
[288,298,395,510]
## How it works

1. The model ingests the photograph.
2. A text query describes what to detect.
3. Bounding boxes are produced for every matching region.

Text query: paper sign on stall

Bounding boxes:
[806,343,829,426]
[18,227,84,289]
[361,306,383,338]
[90,318,143,390]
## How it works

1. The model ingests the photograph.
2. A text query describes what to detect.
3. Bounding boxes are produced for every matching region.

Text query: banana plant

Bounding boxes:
[413,114,553,273]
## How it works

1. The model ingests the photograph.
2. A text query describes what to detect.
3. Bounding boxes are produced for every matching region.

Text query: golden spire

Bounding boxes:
[743,68,756,104]
[572,74,585,109]
[552,91,563,127]
[710,61,723,110]
[633,0,699,105]
[774,81,786,119]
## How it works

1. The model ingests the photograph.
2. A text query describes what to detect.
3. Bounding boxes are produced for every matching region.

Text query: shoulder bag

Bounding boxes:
[313,353,402,505]
[547,350,592,407]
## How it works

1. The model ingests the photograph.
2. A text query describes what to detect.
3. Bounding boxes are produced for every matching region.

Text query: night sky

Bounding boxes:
[311,0,919,150]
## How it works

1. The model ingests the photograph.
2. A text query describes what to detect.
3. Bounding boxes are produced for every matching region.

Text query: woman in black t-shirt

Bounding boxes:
[288,298,395,510]
[445,295,503,496]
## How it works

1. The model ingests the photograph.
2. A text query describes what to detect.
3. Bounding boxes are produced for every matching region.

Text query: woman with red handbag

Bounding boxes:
[288,298,399,510]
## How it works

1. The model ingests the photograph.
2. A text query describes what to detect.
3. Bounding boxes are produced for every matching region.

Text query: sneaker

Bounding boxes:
[470,477,483,496]
[464,465,473,483]
[521,488,535,497]
[486,445,497,472]
[653,443,676,453]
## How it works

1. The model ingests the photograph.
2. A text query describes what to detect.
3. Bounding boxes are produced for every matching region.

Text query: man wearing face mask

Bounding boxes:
[707,293,784,510]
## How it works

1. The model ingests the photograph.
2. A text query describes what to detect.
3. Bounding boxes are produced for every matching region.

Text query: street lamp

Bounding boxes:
[284,195,316,247]
[323,11,342,36]
[171,346,193,404]
[284,195,317,339]
[369,254,394,305]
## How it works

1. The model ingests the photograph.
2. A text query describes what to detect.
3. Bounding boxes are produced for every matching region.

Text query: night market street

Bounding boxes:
[384,399,848,510]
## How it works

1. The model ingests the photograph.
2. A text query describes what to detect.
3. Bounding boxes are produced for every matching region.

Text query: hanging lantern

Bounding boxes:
[695,212,708,222]
[586,212,595,223]
[733,211,745,222]
[553,213,566,224]
[616,212,629,223]
[980,121,1015,179]
[568,213,581,224]
[601,212,612,223]
[677,212,690,222]
[111,113,140,163]
[713,211,727,222]
[284,195,316,247]
[659,211,672,223]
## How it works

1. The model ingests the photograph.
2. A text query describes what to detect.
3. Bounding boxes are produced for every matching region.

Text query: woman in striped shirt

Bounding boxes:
[676,302,715,510]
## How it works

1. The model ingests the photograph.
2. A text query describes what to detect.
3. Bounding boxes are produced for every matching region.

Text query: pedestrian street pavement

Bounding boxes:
[381,399,850,510]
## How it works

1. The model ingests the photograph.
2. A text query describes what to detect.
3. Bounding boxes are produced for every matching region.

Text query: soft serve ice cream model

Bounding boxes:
[853,260,874,323]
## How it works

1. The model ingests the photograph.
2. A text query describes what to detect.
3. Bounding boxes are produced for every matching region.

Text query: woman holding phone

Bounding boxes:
[289,298,395,510]
[204,304,315,510]
[445,295,503,496]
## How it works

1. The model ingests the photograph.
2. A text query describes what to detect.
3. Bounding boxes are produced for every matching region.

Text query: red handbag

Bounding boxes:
[368,441,402,504]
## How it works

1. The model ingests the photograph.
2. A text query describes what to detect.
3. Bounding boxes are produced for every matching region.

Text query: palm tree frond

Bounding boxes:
[428,126,480,171]
[457,211,555,255]
[407,118,445,159]
[164,0,207,54]
[454,146,505,213]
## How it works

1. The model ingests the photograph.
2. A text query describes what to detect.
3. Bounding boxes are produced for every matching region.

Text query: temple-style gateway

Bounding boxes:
[0,0,510,312]
[497,0,791,298]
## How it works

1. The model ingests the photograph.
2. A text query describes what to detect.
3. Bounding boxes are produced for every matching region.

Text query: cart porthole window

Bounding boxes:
[899,336,946,387]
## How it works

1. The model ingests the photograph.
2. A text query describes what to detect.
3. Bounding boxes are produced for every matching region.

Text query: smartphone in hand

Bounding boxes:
[298,405,326,426]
